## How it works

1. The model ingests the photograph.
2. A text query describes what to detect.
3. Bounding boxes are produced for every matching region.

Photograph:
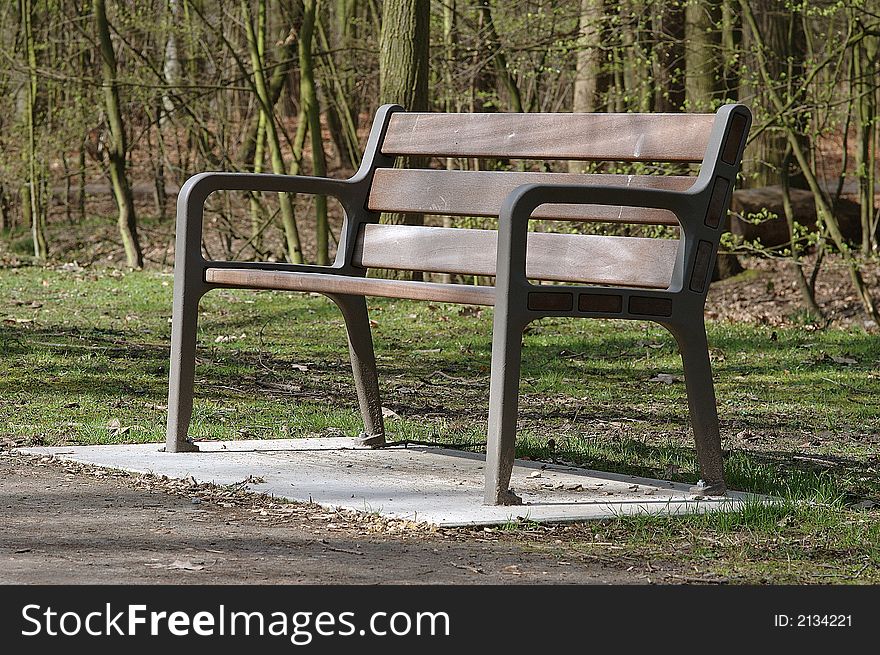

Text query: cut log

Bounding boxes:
[729,185,862,248]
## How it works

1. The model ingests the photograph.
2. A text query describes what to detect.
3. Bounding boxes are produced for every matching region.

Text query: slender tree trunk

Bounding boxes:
[319,0,360,169]
[720,0,740,100]
[94,0,142,268]
[651,1,685,112]
[235,35,296,168]
[243,0,302,263]
[852,16,878,254]
[470,0,494,113]
[23,0,48,259]
[781,147,824,319]
[299,0,330,265]
[163,0,182,118]
[478,0,525,112]
[572,0,603,115]
[248,88,268,255]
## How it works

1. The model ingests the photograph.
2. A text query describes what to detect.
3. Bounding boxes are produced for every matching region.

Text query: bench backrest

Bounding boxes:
[344,105,750,292]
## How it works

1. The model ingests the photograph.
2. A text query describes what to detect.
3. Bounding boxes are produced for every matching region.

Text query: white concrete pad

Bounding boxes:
[20,438,759,526]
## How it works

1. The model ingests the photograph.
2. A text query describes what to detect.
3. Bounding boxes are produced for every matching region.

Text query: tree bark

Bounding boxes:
[651,1,685,112]
[378,0,428,229]
[739,0,805,187]
[720,0,741,99]
[299,0,330,265]
[478,0,525,112]
[852,14,878,254]
[685,0,722,111]
[23,0,48,259]
[569,0,604,174]
[94,0,143,268]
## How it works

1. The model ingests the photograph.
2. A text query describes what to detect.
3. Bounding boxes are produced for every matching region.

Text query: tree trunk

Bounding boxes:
[572,0,604,115]
[299,0,330,265]
[685,0,722,111]
[739,0,805,187]
[852,15,878,254]
[23,0,48,259]
[243,0,302,263]
[470,0,495,113]
[235,35,296,169]
[620,1,652,112]
[781,147,824,318]
[720,0,741,100]
[478,0,525,112]
[651,1,685,112]
[319,0,360,169]
[569,0,604,174]
[94,0,142,268]
[378,0,428,231]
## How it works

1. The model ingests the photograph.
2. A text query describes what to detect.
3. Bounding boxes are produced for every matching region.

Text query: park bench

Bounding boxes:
[165,103,751,506]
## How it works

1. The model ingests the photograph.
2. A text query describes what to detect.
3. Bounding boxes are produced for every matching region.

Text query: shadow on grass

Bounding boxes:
[1,317,876,506]
[516,434,869,503]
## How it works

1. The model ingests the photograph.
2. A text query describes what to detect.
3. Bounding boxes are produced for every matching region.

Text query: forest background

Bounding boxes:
[1,0,878,323]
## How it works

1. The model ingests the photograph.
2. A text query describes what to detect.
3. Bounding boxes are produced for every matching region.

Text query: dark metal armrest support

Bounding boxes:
[496,183,704,300]
[174,172,365,282]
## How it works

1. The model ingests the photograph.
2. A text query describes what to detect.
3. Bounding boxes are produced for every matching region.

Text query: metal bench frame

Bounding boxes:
[165,103,751,506]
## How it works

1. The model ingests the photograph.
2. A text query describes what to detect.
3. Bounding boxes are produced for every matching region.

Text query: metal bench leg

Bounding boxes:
[484,310,525,506]
[329,294,385,448]
[669,317,726,496]
[165,280,202,453]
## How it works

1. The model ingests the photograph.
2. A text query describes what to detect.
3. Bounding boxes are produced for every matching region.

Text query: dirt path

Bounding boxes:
[0,453,674,585]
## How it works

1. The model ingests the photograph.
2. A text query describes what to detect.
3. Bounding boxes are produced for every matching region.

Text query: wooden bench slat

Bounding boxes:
[204,268,497,306]
[354,224,677,289]
[367,169,686,225]
[381,112,716,162]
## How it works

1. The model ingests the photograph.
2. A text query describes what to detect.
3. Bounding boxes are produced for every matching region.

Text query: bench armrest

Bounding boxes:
[495,182,706,294]
[175,172,363,274]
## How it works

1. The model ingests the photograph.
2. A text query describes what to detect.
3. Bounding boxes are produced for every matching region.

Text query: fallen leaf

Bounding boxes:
[649,373,681,384]
[830,355,857,365]
[107,418,130,436]
[381,407,401,420]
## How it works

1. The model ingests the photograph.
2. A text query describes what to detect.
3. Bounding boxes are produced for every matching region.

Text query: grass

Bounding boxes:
[0,262,878,583]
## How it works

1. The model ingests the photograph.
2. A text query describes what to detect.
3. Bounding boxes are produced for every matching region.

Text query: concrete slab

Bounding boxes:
[20,438,759,526]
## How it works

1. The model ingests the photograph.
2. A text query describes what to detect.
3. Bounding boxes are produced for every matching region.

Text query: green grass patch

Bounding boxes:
[1,263,878,582]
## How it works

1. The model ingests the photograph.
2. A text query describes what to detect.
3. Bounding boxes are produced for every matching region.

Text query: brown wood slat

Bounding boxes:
[367,169,687,225]
[204,269,497,306]
[354,224,677,289]
[381,112,715,162]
